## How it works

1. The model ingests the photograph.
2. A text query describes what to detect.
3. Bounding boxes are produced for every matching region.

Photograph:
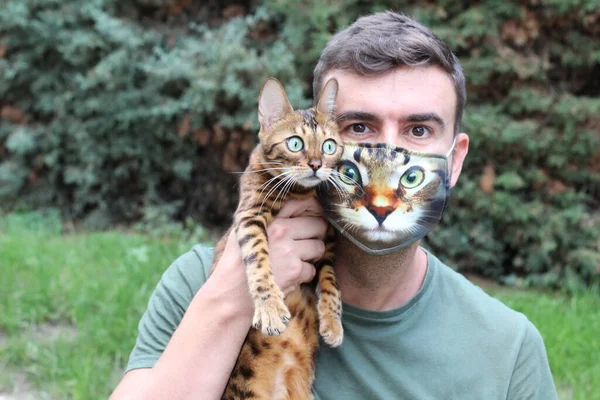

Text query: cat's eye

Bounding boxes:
[322,139,337,155]
[338,163,361,186]
[286,136,304,152]
[400,167,425,188]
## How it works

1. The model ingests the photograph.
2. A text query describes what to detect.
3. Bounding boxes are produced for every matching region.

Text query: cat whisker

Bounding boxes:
[254,173,295,213]
[331,170,365,195]
[405,225,421,235]
[410,213,437,220]
[337,218,356,233]
[260,174,292,206]
[326,175,351,203]
[271,175,300,213]
[413,212,441,223]
[342,221,361,237]
[271,174,297,212]
[324,178,339,198]
[259,173,296,213]
[231,168,288,190]
[233,167,291,175]
[329,176,351,200]
[415,219,437,227]
[255,175,285,199]
[256,170,294,195]
[277,174,302,210]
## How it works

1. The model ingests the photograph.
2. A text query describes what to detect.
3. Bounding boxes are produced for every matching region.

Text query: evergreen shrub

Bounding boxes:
[1,0,598,288]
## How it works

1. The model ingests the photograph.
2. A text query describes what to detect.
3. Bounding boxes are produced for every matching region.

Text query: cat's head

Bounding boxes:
[322,142,450,249]
[256,77,343,188]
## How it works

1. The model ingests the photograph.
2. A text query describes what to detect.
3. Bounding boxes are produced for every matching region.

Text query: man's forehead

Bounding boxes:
[323,67,457,126]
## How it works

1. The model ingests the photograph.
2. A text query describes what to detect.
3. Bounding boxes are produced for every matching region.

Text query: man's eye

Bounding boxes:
[349,123,370,134]
[410,126,431,137]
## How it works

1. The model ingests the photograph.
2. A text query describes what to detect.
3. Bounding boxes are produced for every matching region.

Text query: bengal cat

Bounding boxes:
[211,77,344,400]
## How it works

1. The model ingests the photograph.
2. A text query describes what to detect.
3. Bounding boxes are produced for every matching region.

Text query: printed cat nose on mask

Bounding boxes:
[366,198,394,225]
[318,140,455,256]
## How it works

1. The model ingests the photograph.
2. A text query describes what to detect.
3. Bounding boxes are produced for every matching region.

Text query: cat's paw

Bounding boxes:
[252,297,291,336]
[319,315,344,347]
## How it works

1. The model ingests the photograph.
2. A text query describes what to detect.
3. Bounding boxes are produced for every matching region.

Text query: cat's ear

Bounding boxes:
[316,78,338,117]
[258,77,294,131]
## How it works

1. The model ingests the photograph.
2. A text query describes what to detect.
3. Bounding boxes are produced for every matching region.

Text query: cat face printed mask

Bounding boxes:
[318,140,456,256]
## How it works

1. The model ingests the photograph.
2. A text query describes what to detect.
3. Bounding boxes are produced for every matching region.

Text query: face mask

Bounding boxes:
[318,140,456,256]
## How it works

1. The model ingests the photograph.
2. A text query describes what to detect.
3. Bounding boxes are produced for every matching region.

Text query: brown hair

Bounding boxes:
[313,11,466,133]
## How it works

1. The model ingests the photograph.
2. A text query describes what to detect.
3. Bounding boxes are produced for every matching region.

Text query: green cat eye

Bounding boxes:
[338,163,360,186]
[322,139,337,155]
[400,167,425,188]
[286,136,304,152]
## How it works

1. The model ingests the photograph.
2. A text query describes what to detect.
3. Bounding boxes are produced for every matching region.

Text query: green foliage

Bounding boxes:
[0,0,307,227]
[1,0,599,289]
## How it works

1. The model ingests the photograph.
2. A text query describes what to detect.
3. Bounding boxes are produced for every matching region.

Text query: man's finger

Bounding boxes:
[274,216,328,240]
[293,239,326,263]
[298,262,317,284]
[277,197,324,219]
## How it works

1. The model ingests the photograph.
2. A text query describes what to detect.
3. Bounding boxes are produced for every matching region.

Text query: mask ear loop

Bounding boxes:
[446,137,458,158]
[445,136,458,183]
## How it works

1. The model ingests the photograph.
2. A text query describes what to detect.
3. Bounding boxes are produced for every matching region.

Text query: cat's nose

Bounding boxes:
[308,160,322,172]
[366,205,394,225]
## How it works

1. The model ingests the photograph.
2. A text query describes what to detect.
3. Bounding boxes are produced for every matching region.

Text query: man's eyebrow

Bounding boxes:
[403,113,446,129]
[334,111,382,124]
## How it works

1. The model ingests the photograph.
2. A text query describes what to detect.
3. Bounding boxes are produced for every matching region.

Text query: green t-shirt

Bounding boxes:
[126,245,558,400]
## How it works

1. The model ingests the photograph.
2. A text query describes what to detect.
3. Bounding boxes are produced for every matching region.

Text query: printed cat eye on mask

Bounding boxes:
[319,141,455,255]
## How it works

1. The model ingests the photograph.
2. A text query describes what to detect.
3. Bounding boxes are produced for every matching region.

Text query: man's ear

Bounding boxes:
[257,77,294,131]
[450,133,469,188]
[315,78,338,117]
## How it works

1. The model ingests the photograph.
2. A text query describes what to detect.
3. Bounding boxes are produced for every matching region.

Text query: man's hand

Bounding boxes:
[267,197,328,294]
[214,196,328,297]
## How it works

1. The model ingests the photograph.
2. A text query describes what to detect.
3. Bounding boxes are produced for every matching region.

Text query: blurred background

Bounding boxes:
[0,0,598,398]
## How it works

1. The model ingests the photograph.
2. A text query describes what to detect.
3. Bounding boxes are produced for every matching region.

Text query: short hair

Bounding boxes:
[313,11,466,133]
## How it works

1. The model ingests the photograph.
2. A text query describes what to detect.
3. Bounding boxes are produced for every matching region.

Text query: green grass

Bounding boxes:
[0,211,201,399]
[1,211,599,399]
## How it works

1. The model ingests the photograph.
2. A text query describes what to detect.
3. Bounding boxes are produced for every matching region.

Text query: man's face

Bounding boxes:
[323,66,469,187]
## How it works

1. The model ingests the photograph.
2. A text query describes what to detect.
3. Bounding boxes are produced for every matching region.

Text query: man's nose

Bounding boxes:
[380,123,400,146]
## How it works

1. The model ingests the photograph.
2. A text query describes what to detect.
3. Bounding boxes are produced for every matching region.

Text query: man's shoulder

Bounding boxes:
[124,244,215,372]
[160,244,215,296]
[429,258,558,399]
[427,250,530,338]
[425,250,556,395]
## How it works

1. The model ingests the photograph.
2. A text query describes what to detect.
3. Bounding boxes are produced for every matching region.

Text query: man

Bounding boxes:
[111,11,558,400]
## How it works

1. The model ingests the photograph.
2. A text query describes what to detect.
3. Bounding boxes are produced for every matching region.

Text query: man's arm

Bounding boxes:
[507,320,559,400]
[110,198,327,400]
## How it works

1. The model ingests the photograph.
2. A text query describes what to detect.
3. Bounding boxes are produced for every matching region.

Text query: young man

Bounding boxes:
[112,11,558,400]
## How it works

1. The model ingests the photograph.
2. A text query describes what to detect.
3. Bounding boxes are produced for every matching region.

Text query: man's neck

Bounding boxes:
[333,235,428,311]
